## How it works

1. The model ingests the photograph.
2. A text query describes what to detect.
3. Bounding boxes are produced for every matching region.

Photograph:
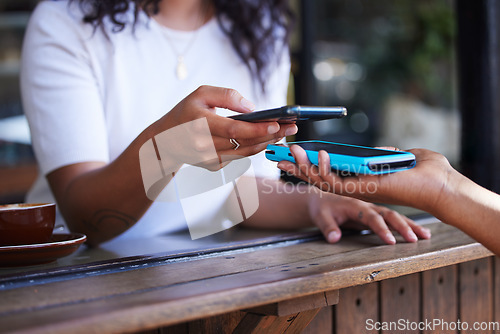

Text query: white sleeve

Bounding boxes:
[21,2,109,176]
[263,46,292,109]
[250,46,291,180]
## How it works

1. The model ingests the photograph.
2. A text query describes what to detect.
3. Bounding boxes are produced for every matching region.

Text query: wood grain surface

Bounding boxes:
[422,265,458,334]
[0,221,493,334]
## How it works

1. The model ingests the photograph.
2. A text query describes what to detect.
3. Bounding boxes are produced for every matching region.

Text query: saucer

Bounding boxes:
[0,233,86,267]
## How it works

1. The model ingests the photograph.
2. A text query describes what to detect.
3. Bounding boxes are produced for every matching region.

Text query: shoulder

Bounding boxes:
[31,1,68,14]
[25,1,93,47]
[27,1,147,40]
[30,1,83,26]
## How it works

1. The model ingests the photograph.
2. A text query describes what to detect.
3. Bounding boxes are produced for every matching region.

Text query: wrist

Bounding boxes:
[426,168,468,223]
[305,184,324,224]
[142,118,185,171]
[276,181,319,226]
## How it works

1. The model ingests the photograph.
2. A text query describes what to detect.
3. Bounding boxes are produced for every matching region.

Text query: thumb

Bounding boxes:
[193,85,255,113]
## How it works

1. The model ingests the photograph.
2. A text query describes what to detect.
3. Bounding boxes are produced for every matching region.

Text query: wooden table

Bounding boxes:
[0,217,497,334]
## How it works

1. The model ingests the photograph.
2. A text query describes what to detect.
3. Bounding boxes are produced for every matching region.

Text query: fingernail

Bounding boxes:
[386,232,396,244]
[285,125,298,137]
[268,124,280,134]
[422,227,432,239]
[240,98,255,111]
[328,231,340,243]
[407,231,418,243]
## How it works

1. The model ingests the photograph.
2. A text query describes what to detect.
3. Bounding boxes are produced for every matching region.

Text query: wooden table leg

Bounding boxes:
[233,290,339,334]
[233,308,321,334]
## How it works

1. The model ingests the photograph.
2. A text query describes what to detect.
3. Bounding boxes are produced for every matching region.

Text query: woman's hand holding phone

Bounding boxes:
[156,86,298,170]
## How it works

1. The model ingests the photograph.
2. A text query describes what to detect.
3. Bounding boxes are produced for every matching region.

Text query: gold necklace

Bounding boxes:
[161,28,199,80]
[159,6,207,80]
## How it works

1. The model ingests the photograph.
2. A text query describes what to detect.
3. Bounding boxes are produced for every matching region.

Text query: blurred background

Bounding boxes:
[0,0,37,164]
[0,0,38,204]
[290,0,459,166]
[0,0,462,205]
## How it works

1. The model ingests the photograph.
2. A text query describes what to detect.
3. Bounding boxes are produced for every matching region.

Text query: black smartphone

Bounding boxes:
[229,105,347,123]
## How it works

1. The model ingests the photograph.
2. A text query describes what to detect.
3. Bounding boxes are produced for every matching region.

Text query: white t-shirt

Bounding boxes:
[21,1,290,241]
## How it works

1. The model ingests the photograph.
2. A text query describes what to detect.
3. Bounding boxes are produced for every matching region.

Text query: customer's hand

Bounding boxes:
[278,146,453,215]
[307,190,431,244]
[274,145,500,256]
[156,85,297,170]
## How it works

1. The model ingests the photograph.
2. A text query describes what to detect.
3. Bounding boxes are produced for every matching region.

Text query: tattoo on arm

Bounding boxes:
[84,209,137,233]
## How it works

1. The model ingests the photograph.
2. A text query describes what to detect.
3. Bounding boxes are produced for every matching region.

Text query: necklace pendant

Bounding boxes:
[176,56,188,80]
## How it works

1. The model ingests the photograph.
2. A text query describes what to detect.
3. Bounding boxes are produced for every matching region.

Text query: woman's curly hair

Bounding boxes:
[71,0,295,93]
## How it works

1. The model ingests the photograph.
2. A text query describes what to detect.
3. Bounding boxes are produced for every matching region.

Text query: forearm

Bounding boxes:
[47,86,295,246]
[49,123,179,246]
[432,170,500,256]
[242,178,313,229]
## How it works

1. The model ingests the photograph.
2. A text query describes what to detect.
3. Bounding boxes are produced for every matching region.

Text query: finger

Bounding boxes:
[377,209,418,243]
[405,218,432,239]
[318,149,365,195]
[218,137,288,160]
[318,150,332,177]
[191,86,296,140]
[317,150,342,193]
[356,209,397,245]
[312,206,342,243]
[376,146,400,151]
[277,161,309,181]
[317,150,383,200]
[210,114,299,141]
[289,145,324,186]
[211,116,282,139]
[194,85,256,113]
[212,124,297,150]
[277,159,334,192]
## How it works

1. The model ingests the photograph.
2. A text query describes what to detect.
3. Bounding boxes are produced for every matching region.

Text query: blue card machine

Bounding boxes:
[265,140,416,175]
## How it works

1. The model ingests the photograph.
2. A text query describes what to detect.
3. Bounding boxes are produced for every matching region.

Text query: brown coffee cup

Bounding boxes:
[0,203,56,246]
